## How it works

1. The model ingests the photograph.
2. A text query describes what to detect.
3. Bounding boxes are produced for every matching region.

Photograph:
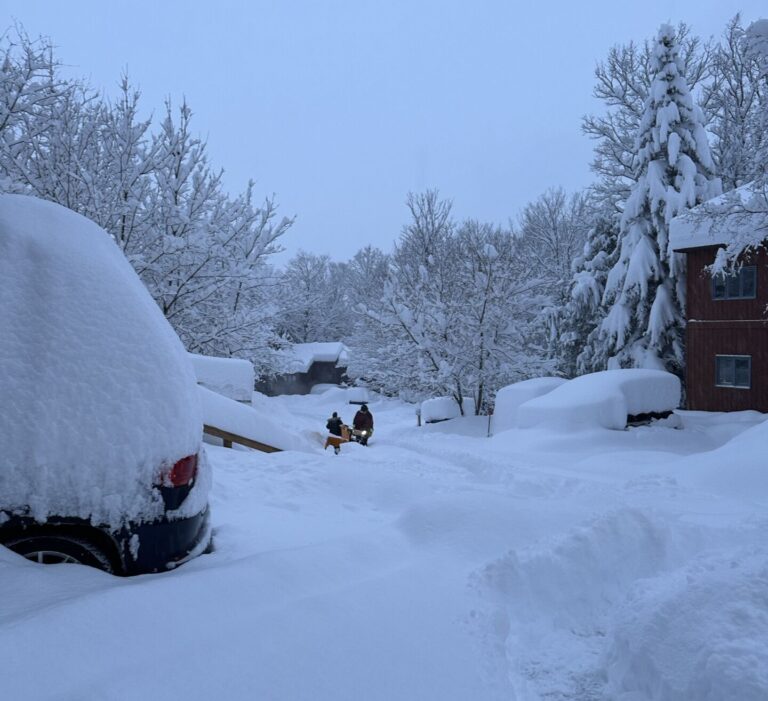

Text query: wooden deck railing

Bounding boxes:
[203,424,282,453]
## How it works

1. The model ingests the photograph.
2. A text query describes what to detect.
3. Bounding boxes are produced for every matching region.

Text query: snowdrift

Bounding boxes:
[492,377,566,433]
[605,547,768,700]
[189,353,254,402]
[0,194,203,527]
[199,386,311,452]
[516,369,681,431]
[674,417,768,503]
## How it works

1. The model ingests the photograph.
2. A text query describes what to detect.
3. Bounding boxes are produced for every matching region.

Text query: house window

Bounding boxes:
[712,266,757,300]
[715,355,751,389]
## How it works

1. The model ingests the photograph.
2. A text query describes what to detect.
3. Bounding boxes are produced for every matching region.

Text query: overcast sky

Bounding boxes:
[5,1,767,261]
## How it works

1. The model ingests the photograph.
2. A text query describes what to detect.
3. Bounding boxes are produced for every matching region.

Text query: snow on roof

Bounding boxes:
[189,353,254,402]
[284,342,350,374]
[0,194,203,527]
[516,369,680,432]
[669,183,768,260]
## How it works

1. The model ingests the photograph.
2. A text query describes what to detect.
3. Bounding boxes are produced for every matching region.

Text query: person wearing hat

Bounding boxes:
[352,404,374,446]
[325,411,345,454]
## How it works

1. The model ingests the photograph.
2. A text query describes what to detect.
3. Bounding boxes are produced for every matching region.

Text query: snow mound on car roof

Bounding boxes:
[493,377,567,433]
[0,195,203,527]
[516,369,680,431]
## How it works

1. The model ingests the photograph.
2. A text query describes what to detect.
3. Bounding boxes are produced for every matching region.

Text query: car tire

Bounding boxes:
[5,534,116,573]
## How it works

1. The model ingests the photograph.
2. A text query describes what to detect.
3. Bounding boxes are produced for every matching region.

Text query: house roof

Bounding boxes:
[284,342,350,374]
[670,183,768,259]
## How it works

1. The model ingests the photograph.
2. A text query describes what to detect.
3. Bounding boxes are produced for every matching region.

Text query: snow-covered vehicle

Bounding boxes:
[516,369,681,431]
[0,195,212,575]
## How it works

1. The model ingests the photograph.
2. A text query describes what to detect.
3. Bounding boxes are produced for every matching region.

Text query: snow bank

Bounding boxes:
[674,417,768,503]
[0,195,203,527]
[605,547,768,700]
[517,369,680,431]
[492,377,566,433]
[475,509,693,629]
[199,386,310,452]
[189,353,254,401]
[420,397,462,423]
[346,386,371,404]
[284,342,349,373]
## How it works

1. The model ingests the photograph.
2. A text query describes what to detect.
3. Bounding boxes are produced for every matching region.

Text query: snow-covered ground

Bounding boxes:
[2,390,767,700]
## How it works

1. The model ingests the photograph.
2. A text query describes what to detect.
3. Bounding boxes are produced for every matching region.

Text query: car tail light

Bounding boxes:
[164,454,198,487]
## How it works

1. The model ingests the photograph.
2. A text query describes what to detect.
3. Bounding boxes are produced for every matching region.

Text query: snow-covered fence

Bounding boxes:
[199,386,310,453]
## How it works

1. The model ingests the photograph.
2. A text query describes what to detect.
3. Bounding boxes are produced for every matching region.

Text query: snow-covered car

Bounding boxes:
[0,194,212,575]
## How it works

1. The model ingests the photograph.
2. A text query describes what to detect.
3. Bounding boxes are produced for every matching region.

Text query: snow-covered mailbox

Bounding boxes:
[256,342,350,396]
[515,370,681,431]
[188,353,255,402]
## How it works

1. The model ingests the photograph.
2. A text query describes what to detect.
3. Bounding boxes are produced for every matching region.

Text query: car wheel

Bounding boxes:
[5,535,115,573]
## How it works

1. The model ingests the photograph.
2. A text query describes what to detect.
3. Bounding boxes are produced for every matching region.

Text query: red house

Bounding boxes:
[671,187,768,412]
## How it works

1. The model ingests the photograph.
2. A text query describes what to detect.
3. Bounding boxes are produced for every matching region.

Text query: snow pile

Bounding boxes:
[475,509,693,629]
[516,369,680,431]
[674,417,768,503]
[0,195,203,527]
[669,183,768,264]
[605,547,768,700]
[199,386,311,452]
[284,342,349,373]
[189,353,254,401]
[346,386,371,404]
[420,397,462,423]
[492,377,566,433]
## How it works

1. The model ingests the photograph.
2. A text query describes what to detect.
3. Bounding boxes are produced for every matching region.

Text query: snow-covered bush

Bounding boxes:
[492,377,567,433]
[516,369,680,431]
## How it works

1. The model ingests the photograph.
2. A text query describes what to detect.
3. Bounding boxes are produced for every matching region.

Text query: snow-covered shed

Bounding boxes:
[256,342,350,396]
[670,185,768,413]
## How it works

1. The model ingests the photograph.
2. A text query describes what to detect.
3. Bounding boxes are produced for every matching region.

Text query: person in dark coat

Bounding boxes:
[352,404,373,445]
[325,411,345,454]
[326,411,344,436]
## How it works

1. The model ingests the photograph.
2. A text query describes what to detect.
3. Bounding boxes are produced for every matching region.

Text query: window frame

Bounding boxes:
[715,354,752,390]
[711,266,757,300]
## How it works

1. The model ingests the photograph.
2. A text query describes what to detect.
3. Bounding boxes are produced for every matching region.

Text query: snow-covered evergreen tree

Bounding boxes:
[598,24,721,374]
[556,215,620,376]
[583,23,713,213]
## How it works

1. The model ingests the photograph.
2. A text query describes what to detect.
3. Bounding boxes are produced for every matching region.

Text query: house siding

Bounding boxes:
[686,246,768,321]
[686,321,768,411]
[684,245,768,412]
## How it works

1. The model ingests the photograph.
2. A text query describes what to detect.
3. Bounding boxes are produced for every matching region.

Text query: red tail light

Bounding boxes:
[165,454,198,487]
